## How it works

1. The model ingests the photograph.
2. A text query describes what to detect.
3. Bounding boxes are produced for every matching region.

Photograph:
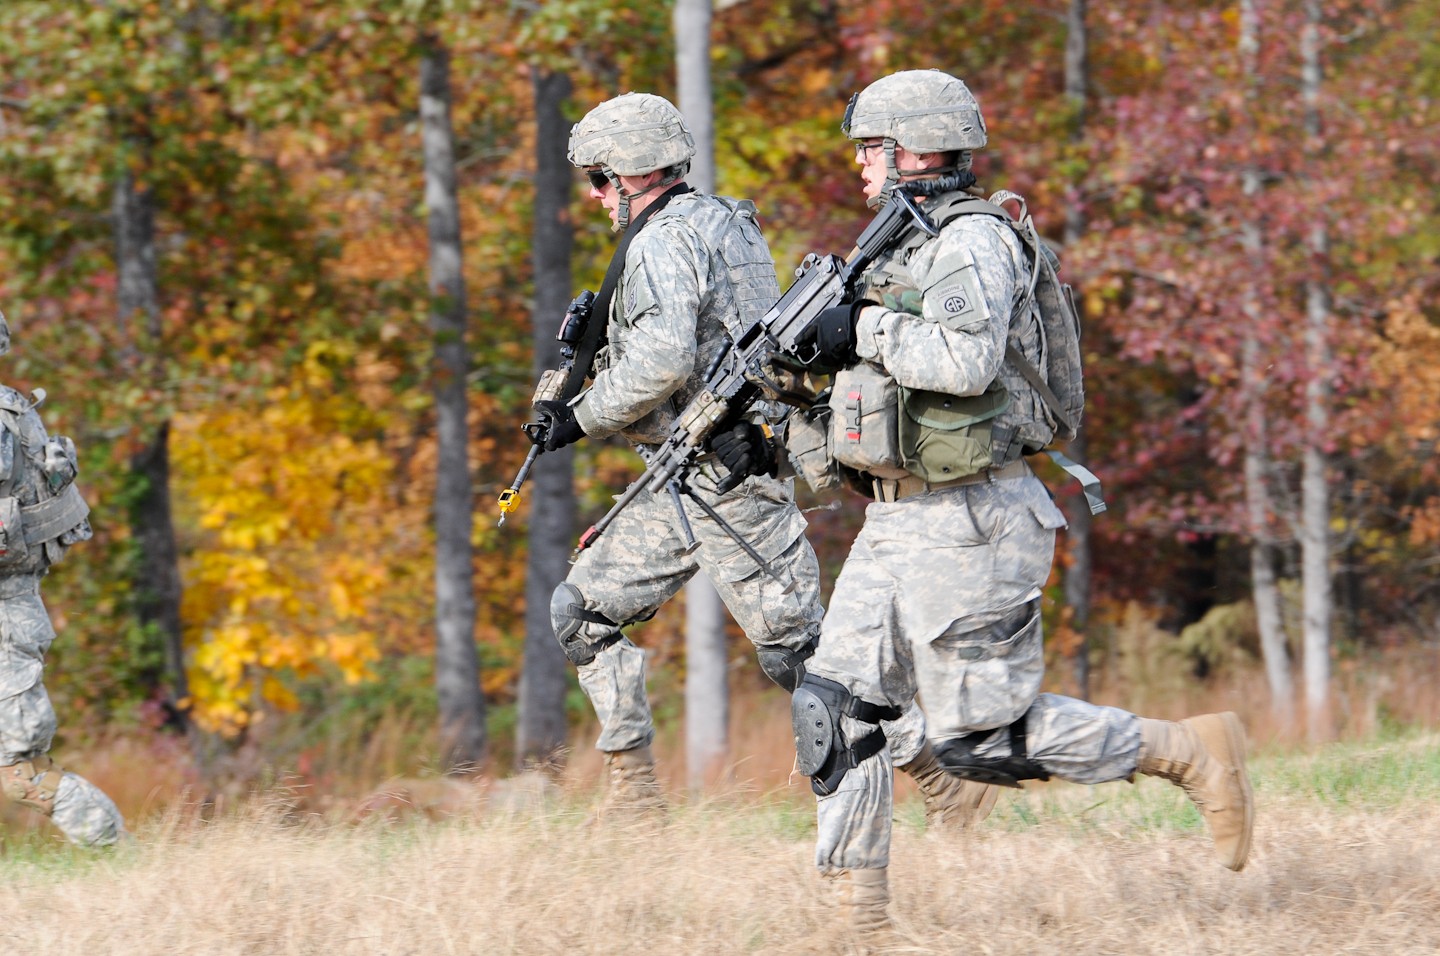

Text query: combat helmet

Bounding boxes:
[0,310,9,358]
[842,69,987,208]
[568,92,695,230]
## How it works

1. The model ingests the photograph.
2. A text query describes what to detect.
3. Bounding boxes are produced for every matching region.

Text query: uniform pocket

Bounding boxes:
[785,406,840,493]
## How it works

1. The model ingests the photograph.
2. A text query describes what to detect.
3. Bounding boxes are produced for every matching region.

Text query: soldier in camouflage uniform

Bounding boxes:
[735,71,1254,931]
[537,93,990,823]
[0,311,127,847]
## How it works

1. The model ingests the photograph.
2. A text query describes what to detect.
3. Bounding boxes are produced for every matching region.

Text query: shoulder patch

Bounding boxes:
[928,264,988,330]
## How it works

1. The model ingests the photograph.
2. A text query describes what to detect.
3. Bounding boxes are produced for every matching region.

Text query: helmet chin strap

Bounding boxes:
[870,140,968,209]
[609,164,688,231]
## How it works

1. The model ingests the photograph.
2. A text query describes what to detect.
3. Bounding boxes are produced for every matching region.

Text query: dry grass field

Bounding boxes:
[0,730,1437,955]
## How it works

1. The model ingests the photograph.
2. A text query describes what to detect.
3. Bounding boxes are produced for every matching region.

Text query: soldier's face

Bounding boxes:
[584,168,621,226]
[855,141,942,203]
[855,140,897,203]
[587,168,665,229]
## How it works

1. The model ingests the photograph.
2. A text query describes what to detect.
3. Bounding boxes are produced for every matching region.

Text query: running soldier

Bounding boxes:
[537,92,990,825]
[730,70,1255,931]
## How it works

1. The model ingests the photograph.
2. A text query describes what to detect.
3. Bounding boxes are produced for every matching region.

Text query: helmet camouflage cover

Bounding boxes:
[842,69,988,153]
[567,92,696,177]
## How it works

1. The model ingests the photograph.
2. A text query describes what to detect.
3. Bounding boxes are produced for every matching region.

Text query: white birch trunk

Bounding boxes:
[1239,0,1295,730]
[1300,0,1333,741]
[675,0,730,791]
[1061,0,1093,700]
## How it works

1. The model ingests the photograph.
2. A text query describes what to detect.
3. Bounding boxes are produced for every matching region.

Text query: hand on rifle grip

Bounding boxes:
[709,422,777,494]
[533,400,585,452]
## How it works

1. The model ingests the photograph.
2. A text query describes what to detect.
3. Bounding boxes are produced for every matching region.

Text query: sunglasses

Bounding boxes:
[585,169,610,191]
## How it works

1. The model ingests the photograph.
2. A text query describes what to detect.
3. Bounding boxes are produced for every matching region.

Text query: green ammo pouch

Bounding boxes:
[898,386,1011,482]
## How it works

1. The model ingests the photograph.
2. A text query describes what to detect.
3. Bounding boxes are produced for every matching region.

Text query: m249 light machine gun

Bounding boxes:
[572,188,938,567]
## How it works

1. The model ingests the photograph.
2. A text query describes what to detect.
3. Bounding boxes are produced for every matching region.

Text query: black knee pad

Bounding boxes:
[791,674,903,797]
[756,634,818,692]
[549,582,620,666]
[933,716,1051,789]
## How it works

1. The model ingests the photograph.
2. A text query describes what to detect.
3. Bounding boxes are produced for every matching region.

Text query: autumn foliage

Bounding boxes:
[0,0,1436,758]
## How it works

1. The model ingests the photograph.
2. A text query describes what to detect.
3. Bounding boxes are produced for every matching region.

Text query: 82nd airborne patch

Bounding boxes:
[930,263,988,330]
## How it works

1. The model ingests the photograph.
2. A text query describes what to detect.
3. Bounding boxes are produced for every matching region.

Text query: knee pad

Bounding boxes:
[550,583,622,666]
[933,716,1051,789]
[792,675,904,797]
[1,755,64,815]
[756,634,818,692]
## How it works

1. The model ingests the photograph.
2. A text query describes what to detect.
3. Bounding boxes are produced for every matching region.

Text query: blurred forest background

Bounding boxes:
[0,0,1437,820]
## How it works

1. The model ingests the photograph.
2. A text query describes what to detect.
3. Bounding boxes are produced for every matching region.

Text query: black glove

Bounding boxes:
[794,301,863,370]
[533,400,586,452]
[709,422,777,494]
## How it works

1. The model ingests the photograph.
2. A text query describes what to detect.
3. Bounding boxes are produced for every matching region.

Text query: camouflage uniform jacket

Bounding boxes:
[572,192,780,447]
[853,190,1039,436]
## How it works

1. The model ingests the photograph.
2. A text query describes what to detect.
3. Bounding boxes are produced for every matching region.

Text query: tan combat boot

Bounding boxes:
[1137,712,1255,871]
[599,744,666,820]
[822,867,891,940]
[898,742,1000,831]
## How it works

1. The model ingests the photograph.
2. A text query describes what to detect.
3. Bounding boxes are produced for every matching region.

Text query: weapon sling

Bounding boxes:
[559,182,694,404]
[498,183,694,525]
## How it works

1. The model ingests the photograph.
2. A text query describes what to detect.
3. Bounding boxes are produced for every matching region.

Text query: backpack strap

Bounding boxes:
[932,194,1079,439]
[933,191,1105,515]
[560,184,693,405]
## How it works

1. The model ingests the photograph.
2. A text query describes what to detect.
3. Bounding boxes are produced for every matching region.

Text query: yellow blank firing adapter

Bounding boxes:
[496,487,521,526]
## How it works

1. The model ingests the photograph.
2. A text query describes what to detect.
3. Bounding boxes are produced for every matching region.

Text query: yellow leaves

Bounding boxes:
[173,369,406,735]
[326,632,381,685]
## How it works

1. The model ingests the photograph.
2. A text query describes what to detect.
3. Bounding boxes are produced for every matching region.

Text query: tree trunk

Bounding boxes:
[421,34,485,772]
[1062,0,1093,701]
[516,67,576,769]
[675,0,730,792]
[1238,0,1295,732]
[684,572,729,789]
[675,0,715,195]
[114,162,190,734]
[1300,0,1332,741]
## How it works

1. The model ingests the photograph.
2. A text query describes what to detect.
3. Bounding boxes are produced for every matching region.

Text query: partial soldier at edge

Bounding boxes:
[0,310,127,848]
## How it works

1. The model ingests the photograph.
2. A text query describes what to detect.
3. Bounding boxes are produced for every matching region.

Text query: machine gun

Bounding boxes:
[496,289,595,526]
[573,188,938,564]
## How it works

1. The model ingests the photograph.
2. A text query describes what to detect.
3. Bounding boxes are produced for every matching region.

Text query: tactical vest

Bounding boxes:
[842,191,1083,482]
[599,193,782,446]
[0,386,92,575]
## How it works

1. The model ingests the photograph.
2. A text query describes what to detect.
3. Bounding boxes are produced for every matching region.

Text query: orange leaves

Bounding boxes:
[1373,296,1440,446]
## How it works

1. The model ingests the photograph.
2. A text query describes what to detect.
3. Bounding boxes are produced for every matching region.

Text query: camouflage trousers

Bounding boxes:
[564,470,825,754]
[806,469,1142,872]
[0,578,127,847]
